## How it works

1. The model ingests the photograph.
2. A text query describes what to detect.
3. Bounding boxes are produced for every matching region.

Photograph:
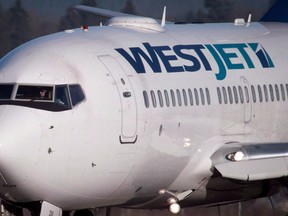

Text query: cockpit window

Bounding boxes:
[0,83,85,112]
[0,84,14,99]
[69,84,85,106]
[16,85,53,101]
[55,85,71,107]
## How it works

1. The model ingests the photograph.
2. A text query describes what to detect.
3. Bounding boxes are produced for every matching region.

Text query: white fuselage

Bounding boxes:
[0,21,287,210]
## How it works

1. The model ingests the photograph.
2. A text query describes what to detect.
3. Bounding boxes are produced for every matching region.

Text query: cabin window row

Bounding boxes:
[217,84,288,105]
[143,88,211,108]
[251,84,288,103]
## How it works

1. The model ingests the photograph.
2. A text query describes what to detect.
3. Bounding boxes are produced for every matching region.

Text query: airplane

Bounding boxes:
[0,0,287,215]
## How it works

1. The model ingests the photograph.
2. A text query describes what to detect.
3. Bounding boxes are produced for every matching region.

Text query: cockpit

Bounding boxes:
[0,84,85,111]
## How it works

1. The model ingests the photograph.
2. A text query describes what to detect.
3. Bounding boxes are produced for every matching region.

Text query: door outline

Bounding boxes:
[99,55,138,144]
[240,76,252,124]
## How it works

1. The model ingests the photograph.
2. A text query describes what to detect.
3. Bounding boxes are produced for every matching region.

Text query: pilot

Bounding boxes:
[39,89,47,99]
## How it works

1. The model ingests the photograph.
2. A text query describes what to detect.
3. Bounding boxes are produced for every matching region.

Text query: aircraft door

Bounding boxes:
[99,55,138,144]
[240,76,252,124]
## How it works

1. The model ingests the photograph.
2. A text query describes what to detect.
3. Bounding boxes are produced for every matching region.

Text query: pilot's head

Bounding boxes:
[40,89,47,98]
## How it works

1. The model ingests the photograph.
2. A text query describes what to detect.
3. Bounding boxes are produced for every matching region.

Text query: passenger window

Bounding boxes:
[286,84,288,98]
[188,89,193,106]
[244,86,249,103]
[206,88,211,105]
[157,90,164,107]
[182,89,188,106]
[200,88,205,105]
[0,84,14,100]
[170,90,176,107]
[251,85,256,103]
[222,87,228,104]
[217,87,222,104]
[232,86,238,104]
[275,84,280,101]
[269,84,274,102]
[194,89,199,105]
[257,85,263,103]
[238,86,244,104]
[176,89,182,106]
[150,90,157,108]
[280,84,286,101]
[164,90,170,107]
[69,84,85,107]
[55,85,71,107]
[143,91,149,108]
[227,87,233,104]
[263,85,268,102]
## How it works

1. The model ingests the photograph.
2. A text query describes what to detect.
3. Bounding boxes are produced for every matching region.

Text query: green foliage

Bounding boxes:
[7,0,32,47]
[184,0,233,23]
[0,1,9,58]
[58,0,105,31]
[0,0,34,58]
[121,0,137,15]
[204,0,233,22]
[59,7,82,30]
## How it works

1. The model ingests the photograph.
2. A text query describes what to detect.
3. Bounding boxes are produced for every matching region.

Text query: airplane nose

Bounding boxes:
[0,106,41,184]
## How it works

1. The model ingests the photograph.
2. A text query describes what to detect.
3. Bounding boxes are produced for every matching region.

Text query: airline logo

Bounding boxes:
[115,42,274,80]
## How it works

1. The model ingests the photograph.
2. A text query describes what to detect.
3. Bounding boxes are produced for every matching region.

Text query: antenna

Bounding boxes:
[246,14,252,27]
[161,6,166,27]
[247,14,252,23]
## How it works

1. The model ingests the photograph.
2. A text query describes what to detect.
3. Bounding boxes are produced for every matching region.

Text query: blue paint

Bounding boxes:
[115,42,274,80]
[205,45,227,80]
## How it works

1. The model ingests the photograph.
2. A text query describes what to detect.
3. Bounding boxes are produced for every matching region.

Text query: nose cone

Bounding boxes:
[0,106,41,200]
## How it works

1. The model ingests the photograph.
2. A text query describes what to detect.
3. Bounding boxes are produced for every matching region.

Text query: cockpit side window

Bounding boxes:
[55,85,71,108]
[69,84,85,107]
[16,85,53,101]
[0,84,14,99]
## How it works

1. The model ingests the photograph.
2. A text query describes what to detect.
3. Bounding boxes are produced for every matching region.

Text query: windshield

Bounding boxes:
[16,85,53,101]
[0,84,14,99]
[55,85,71,107]
[0,84,85,112]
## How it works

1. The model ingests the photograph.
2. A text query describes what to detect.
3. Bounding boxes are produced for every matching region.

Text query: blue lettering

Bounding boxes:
[214,44,245,70]
[192,45,212,71]
[173,45,211,72]
[205,45,227,80]
[153,45,184,73]
[248,43,274,68]
[236,44,255,69]
[115,42,161,73]
[115,42,274,80]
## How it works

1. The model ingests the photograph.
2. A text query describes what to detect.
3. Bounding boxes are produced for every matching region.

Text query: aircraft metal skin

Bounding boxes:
[0,3,287,215]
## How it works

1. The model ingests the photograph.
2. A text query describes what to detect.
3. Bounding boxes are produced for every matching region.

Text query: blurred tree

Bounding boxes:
[185,9,208,23]
[185,11,195,23]
[58,7,81,30]
[194,10,208,23]
[29,11,58,38]
[204,0,233,22]
[0,0,9,58]
[121,0,137,15]
[6,0,32,50]
[59,0,105,31]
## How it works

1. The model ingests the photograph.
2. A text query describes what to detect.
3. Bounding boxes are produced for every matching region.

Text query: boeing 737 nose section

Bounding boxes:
[0,106,41,202]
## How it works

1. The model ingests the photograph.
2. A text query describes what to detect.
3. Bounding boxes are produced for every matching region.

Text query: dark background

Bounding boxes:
[0,0,277,58]
[0,0,286,215]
